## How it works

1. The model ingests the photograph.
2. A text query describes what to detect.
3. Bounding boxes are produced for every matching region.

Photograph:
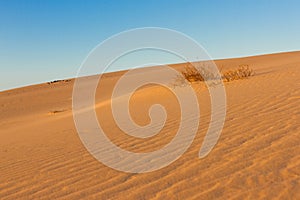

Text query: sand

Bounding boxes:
[0,51,299,199]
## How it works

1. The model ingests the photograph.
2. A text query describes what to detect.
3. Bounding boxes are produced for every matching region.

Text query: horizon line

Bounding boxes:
[1,49,299,93]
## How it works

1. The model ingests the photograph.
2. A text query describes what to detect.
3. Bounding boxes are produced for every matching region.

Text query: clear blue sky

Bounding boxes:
[1,0,300,91]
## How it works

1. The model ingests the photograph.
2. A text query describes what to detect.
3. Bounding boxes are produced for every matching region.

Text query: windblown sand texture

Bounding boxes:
[1,51,299,199]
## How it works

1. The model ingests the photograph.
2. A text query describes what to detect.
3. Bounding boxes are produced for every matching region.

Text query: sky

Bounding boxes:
[1,0,300,91]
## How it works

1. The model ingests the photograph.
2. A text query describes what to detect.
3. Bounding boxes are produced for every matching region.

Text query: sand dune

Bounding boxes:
[1,51,300,199]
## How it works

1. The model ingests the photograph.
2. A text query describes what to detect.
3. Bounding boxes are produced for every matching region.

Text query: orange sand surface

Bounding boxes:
[1,51,299,199]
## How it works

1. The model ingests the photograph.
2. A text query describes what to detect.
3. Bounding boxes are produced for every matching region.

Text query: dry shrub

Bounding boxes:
[49,109,66,114]
[178,64,254,85]
[47,79,71,85]
[222,64,254,82]
[181,65,204,82]
[180,64,219,82]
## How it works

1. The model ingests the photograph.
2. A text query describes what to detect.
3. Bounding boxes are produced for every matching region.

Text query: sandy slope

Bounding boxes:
[0,51,300,199]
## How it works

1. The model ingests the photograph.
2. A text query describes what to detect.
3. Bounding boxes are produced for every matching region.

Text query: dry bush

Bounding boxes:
[180,64,219,82]
[49,109,66,114]
[181,65,204,82]
[177,64,254,85]
[47,79,71,85]
[222,64,254,82]
[170,64,222,88]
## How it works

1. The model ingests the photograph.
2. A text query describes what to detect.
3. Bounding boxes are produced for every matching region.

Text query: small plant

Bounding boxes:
[180,64,220,82]
[47,79,71,85]
[170,64,222,88]
[181,65,204,82]
[177,64,254,85]
[222,64,254,82]
[49,109,66,114]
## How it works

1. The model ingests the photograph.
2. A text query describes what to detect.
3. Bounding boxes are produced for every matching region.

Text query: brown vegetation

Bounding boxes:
[179,64,254,84]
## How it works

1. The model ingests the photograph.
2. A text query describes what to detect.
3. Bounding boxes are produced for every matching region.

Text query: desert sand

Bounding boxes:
[0,51,299,199]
